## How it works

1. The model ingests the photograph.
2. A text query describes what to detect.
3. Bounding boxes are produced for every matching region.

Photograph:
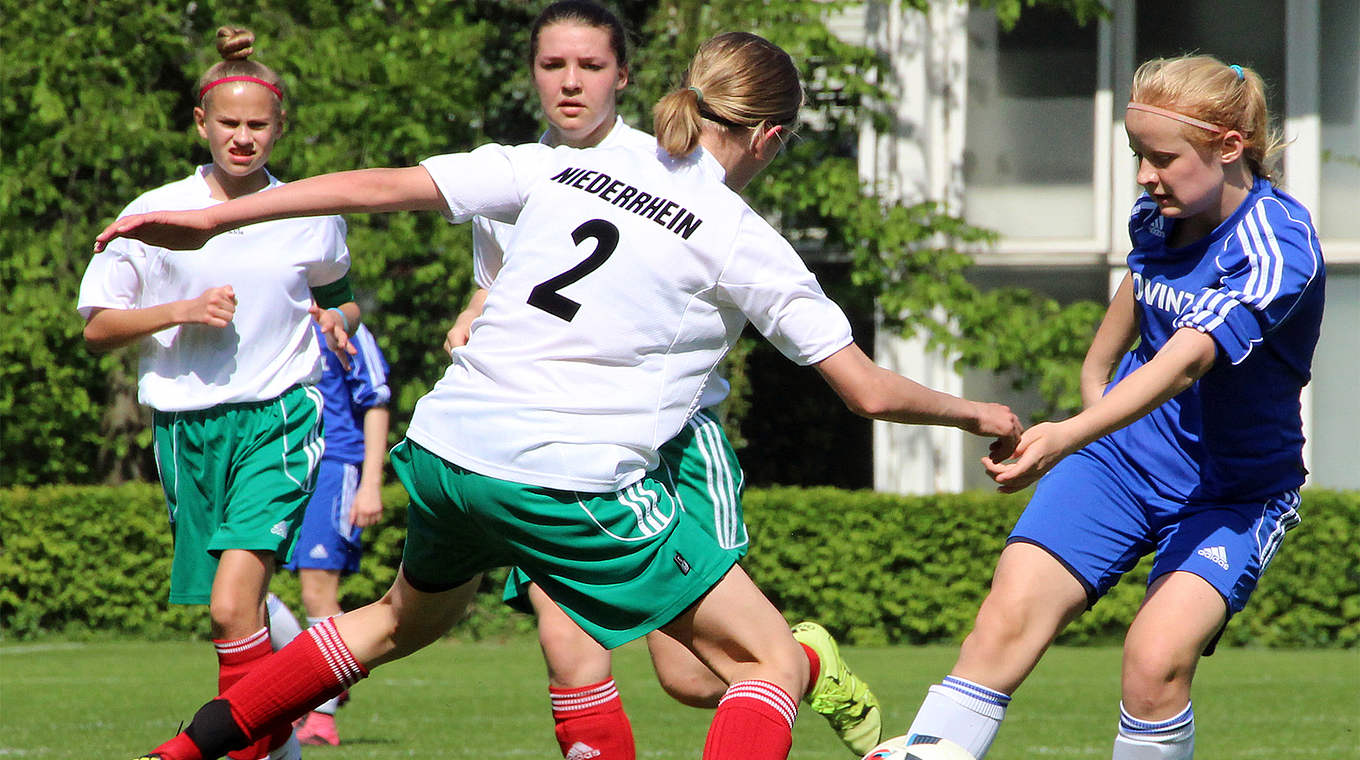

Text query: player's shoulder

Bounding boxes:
[1221,182,1322,266]
[120,168,211,216]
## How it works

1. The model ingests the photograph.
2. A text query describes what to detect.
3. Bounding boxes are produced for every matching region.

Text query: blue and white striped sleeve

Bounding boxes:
[345,325,392,409]
[1173,197,1323,365]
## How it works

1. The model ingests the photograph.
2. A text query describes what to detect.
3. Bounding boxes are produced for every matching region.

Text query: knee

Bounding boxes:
[208,596,262,638]
[1121,648,1194,714]
[298,584,331,617]
[379,590,445,657]
[654,665,725,709]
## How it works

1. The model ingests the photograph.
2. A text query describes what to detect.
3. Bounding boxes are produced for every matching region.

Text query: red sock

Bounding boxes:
[703,680,796,760]
[800,643,821,697]
[152,618,367,760]
[550,679,635,760]
[215,629,279,760]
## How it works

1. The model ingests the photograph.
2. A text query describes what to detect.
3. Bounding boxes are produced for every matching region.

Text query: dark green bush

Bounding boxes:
[3,485,1355,647]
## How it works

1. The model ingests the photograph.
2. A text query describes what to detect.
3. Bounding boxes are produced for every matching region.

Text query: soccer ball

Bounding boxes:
[861,734,977,760]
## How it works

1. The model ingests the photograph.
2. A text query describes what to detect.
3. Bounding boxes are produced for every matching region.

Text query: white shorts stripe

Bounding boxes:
[690,412,744,550]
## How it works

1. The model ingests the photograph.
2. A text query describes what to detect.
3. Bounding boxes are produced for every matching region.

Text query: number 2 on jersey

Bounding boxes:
[528,219,619,321]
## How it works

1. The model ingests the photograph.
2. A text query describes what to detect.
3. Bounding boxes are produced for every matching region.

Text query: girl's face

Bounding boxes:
[533,22,626,149]
[1126,108,1237,239]
[194,82,284,184]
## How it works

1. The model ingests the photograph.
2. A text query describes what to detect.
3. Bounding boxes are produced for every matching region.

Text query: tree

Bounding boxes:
[3,0,1109,486]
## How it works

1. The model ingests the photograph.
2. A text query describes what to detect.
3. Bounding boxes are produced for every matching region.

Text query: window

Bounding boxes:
[1319,0,1360,240]
[963,7,1099,240]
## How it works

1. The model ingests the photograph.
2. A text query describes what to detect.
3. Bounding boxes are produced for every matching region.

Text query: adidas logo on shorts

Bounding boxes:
[309,544,329,559]
[565,742,601,760]
[1197,545,1229,570]
[271,521,289,538]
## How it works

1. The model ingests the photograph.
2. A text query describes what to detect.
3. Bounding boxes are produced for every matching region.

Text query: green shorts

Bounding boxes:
[393,438,739,649]
[502,410,747,612]
[153,385,324,604]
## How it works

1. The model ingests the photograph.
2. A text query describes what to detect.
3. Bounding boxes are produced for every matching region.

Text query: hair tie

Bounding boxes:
[687,85,704,104]
[199,75,284,103]
[1229,64,1244,81]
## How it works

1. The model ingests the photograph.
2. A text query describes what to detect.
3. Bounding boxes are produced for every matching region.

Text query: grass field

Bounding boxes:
[2,637,1356,759]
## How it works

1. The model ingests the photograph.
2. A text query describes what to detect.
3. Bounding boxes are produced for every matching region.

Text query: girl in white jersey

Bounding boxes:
[100,32,1021,760]
[444,4,880,757]
[77,26,358,760]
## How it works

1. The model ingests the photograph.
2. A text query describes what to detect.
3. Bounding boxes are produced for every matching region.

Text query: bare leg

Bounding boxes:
[298,568,343,619]
[952,542,1088,692]
[334,568,481,667]
[528,582,614,687]
[1111,571,1224,759]
[646,628,728,708]
[663,565,807,760]
[210,549,274,639]
[907,542,1087,757]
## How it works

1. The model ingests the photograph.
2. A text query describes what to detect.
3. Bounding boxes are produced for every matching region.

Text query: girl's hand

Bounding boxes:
[349,483,384,528]
[93,210,218,253]
[982,420,1078,494]
[311,304,357,370]
[182,285,237,328]
[968,401,1024,463]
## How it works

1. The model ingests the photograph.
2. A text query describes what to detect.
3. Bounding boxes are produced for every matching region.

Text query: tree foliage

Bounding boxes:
[4,0,1108,486]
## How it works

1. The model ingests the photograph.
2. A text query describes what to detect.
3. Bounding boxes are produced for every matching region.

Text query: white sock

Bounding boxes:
[267,730,301,760]
[1112,701,1195,759]
[265,593,303,651]
[906,675,1011,758]
[308,614,343,714]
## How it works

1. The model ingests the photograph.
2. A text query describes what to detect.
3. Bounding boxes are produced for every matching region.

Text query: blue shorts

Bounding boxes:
[284,459,363,574]
[1010,448,1301,616]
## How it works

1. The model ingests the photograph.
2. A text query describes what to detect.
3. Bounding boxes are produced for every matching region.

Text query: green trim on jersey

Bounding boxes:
[393,439,738,649]
[310,275,354,308]
[153,384,324,604]
[501,409,747,612]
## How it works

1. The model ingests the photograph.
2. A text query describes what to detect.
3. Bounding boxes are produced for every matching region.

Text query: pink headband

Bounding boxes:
[199,76,284,103]
[1126,103,1223,133]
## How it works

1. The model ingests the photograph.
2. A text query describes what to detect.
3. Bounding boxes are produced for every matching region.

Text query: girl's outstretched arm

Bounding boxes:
[93,166,445,252]
[986,326,1217,493]
[816,343,1023,461]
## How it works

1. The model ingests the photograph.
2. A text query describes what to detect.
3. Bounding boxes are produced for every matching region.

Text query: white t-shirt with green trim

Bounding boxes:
[78,166,350,412]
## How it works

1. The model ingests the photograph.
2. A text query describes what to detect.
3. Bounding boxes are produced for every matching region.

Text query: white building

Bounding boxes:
[836,0,1358,492]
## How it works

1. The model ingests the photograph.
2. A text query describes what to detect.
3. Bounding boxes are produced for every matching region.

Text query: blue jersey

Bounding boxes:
[1090,177,1325,502]
[312,323,391,464]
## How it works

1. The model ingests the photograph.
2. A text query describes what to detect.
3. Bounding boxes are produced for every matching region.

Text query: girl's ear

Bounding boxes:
[194,106,208,140]
[1218,129,1245,164]
[752,124,784,160]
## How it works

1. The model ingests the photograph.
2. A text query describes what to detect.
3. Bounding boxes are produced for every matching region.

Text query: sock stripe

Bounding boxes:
[551,680,621,713]
[1120,701,1194,735]
[943,675,1012,707]
[720,680,798,728]
[214,627,270,656]
[307,618,365,687]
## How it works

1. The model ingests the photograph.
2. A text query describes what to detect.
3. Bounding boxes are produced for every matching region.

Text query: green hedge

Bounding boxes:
[2,485,1356,647]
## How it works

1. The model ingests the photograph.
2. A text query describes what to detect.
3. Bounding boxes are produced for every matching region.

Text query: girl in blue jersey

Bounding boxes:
[904,56,1325,759]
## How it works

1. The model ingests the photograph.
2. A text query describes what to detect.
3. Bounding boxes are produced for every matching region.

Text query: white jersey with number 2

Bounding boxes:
[411,140,853,492]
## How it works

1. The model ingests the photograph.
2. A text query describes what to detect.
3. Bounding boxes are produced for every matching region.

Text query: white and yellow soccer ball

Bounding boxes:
[861,734,977,760]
